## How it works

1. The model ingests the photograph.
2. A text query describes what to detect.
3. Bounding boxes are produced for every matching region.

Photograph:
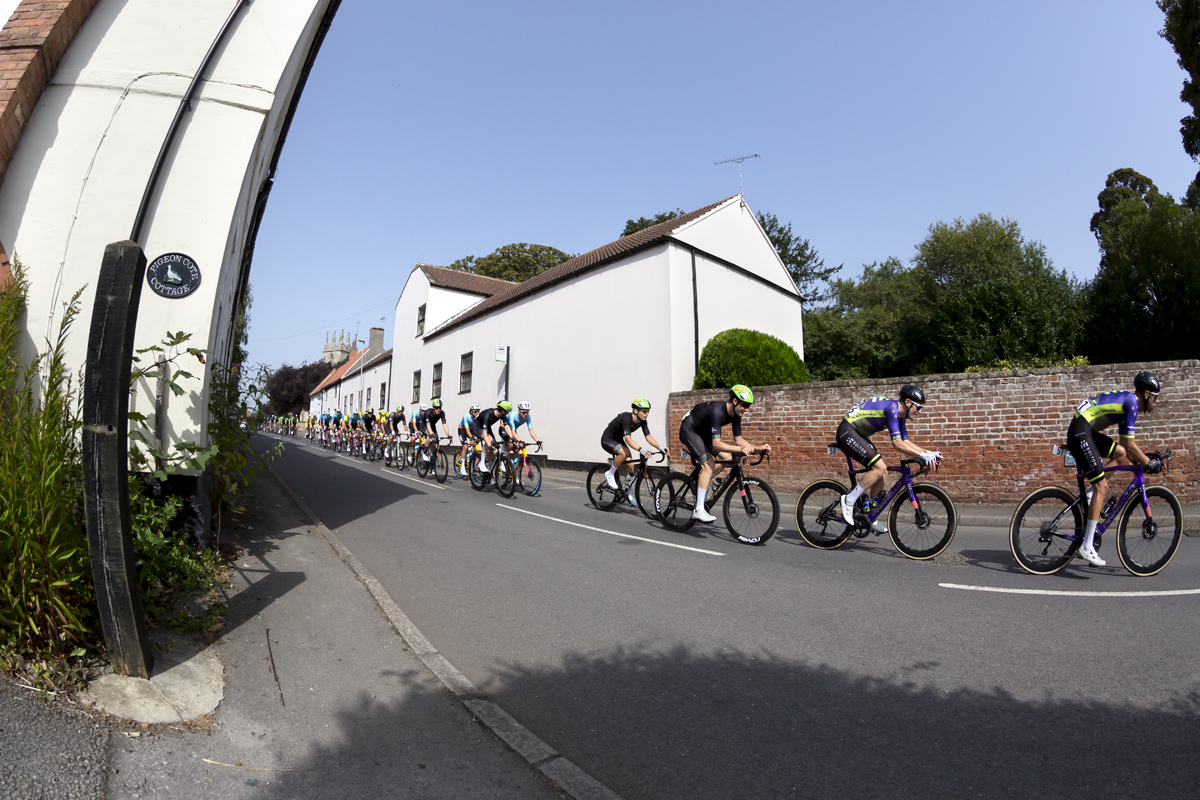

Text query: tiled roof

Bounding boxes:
[418,264,515,297]
[362,348,392,371]
[425,196,737,339]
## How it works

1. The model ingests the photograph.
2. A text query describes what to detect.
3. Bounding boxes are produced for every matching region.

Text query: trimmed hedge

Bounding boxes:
[693,328,807,390]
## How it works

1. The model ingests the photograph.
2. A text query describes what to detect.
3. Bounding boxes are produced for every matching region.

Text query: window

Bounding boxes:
[416,304,425,337]
[380,383,387,409]
[412,370,421,403]
[432,362,442,400]
[366,388,371,408]
[459,352,473,393]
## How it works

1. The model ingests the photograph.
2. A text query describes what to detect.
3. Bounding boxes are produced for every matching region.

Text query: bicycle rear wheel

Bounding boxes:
[518,459,542,496]
[794,479,854,549]
[587,464,620,510]
[657,472,697,532]
[434,450,449,484]
[469,454,487,491]
[1010,486,1082,575]
[724,476,779,544]
[633,469,664,520]
[496,458,517,498]
[1117,485,1183,576]
[415,447,430,478]
[888,483,956,559]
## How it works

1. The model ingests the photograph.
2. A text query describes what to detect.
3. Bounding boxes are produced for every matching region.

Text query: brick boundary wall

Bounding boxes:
[666,360,1200,504]
[0,0,100,288]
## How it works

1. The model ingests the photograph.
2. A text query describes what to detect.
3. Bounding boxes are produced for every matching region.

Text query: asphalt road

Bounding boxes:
[268,433,1200,799]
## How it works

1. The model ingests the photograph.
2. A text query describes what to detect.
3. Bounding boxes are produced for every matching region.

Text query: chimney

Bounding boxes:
[368,327,384,358]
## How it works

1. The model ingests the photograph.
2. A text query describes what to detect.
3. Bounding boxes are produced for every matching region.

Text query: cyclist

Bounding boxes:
[602,398,664,506]
[1067,370,1163,567]
[503,401,542,451]
[836,385,941,532]
[678,385,771,523]
[470,400,513,472]
[387,404,406,436]
[458,404,481,478]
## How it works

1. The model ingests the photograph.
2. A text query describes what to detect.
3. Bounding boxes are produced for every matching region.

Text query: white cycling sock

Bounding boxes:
[1083,519,1098,549]
[606,465,617,478]
[695,487,707,511]
[846,485,865,504]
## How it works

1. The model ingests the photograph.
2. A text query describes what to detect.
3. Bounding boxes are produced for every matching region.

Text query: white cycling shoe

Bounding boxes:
[870,519,887,534]
[692,508,717,523]
[1077,544,1106,567]
[605,472,618,490]
[627,495,638,507]
[838,494,856,525]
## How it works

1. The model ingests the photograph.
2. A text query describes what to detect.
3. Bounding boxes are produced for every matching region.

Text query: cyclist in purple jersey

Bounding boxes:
[601,398,664,505]
[678,385,771,523]
[835,385,942,530]
[1067,370,1162,567]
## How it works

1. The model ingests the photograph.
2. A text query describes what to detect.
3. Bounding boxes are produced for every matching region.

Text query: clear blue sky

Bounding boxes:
[246,0,1194,370]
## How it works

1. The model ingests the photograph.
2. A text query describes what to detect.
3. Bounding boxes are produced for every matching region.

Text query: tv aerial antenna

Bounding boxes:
[714,153,760,204]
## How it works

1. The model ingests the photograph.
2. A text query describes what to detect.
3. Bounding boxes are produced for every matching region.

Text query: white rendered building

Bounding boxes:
[390,196,805,464]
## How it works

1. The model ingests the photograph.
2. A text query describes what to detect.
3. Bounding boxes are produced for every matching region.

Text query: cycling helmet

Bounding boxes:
[367,407,373,414]
[396,404,403,412]
[469,404,481,412]
[899,384,926,405]
[1134,371,1161,394]
[517,401,531,411]
[419,403,429,412]
[730,385,754,404]
[432,399,442,409]
[497,401,513,413]
[632,398,651,410]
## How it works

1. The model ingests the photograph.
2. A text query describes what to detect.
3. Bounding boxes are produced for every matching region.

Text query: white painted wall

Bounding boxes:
[672,200,798,293]
[0,0,332,471]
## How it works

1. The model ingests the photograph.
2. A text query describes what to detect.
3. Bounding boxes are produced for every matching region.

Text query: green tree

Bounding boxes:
[266,360,335,415]
[448,243,573,283]
[755,212,839,303]
[910,214,1086,373]
[621,209,684,237]
[1087,168,1200,362]
[1158,0,1200,205]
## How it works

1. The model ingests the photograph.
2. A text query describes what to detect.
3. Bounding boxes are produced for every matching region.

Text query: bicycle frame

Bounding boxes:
[839,449,930,525]
[1046,454,1168,544]
[680,450,766,508]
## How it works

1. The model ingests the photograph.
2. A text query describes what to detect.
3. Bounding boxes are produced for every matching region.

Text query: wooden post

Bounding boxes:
[82,241,154,678]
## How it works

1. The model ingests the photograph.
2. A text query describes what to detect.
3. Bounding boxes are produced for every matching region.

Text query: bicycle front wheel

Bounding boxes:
[888,483,956,559]
[519,459,542,496]
[657,472,697,532]
[415,448,430,478]
[587,464,619,510]
[496,459,517,498]
[724,476,779,544]
[1117,485,1183,577]
[1010,486,1082,575]
[434,450,449,484]
[794,480,853,550]
[633,470,662,520]
[470,454,487,491]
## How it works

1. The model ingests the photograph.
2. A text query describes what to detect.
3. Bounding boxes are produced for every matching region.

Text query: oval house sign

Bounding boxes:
[147,253,202,299]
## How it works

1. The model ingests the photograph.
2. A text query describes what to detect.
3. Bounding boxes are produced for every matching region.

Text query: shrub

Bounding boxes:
[693,329,807,390]
[964,356,1090,374]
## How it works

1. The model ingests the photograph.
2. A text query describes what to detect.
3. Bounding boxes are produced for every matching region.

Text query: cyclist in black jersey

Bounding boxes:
[470,401,513,471]
[601,398,664,505]
[678,385,771,523]
[362,407,376,434]
[423,399,452,439]
[386,405,406,436]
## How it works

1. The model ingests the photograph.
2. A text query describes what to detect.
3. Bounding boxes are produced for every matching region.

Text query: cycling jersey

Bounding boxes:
[680,400,742,440]
[362,413,375,432]
[844,397,908,441]
[601,411,650,455]
[389,411,405,432]
[506,410,533,431]
[472,407,506,437]
[426,408,447,428]
[459,412,474,430]
[1075,391,1138,438]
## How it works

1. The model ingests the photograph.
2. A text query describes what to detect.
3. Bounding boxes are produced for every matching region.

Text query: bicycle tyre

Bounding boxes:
[633,470,662,520]
[887,483,956,559]
[587,464,619,510]
[1009,486,1082,575]
[415,447,430,478]
[724,476,779,544]
[1116,485,1183,577]
[496,458,517,498]
[519,459,542,496]
[657,472,697,532]
[794,479,854,549]
[434,450,449,484]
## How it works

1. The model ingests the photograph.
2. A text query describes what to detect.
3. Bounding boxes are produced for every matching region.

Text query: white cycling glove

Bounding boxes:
[919,451,941,465]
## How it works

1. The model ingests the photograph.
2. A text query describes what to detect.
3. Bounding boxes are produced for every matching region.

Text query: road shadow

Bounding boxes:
[248,640,1200,800]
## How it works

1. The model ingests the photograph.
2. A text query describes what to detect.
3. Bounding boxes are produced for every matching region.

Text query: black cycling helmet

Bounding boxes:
[899,384,926,405]
[1134,371,1161,394]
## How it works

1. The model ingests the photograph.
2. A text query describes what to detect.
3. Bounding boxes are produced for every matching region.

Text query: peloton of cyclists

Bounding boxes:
[601,398,664,506]
[835,385,941,533]
[1066,370,1163,567]
[678,385,772,523]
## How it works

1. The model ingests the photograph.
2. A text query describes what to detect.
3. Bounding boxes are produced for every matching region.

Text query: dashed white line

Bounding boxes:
[496,504,725,556]
[940,583,1200,597]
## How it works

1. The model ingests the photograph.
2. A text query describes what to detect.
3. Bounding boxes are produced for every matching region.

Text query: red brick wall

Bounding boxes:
[666,360,1200,504]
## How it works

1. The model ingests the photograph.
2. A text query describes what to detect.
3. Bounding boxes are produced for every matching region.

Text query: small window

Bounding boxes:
[460,352,473,393]
[366,388,371,407]
[380,383,387,409]
[432,362,442,400]
[412,370,421,404]
[416,304,426,337]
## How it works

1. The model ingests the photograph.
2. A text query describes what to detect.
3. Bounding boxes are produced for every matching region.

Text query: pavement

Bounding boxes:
[3,451,1196,799]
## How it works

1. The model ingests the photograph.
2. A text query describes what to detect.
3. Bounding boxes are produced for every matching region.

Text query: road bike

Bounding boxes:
[413,434,451,483]
[654,450,779,545]
[1009,447,1181,576]
[503,439,544,496]
[795,445,956,560]
[469,440,516,497]
[586,450,670,518]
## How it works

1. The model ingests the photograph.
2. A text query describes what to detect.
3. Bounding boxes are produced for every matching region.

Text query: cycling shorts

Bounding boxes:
[459,428,474,444]
[836,419,882,468]
[678,422,715,466]
[1066,415,1116,485]
[469,421,493,441]
[601,437,629,458]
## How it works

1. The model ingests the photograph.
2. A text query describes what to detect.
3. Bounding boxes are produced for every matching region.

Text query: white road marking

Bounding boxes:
[497,504,726,556]
[940,583,1200,597]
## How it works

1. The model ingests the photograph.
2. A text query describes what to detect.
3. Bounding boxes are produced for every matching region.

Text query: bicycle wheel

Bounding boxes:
[434,450,449,484]
[1116,485,1183,577]
[794,479,854,549]
[587,464,620,510]
[415,447,430,478]
[633,470,663,520]
[888,483,956,559]
[724,476,780,544]
[470,453,487,491]
[1009,486,1082,575]
[496,458,517,498]
[657,472,697,532]
[518,459,542,496]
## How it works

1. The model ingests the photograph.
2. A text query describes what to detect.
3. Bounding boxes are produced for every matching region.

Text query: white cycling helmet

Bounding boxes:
[419,403,429,412]
[469,404,481,412]
[517,401,531,411]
